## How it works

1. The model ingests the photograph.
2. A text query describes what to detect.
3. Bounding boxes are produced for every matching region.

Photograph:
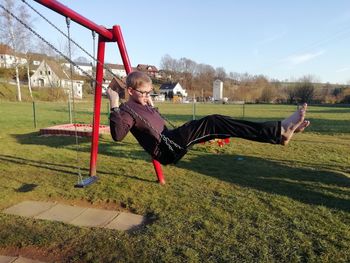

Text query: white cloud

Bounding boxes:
[286,50,325,65]
[336,67,350,72]
[258,31,287,45]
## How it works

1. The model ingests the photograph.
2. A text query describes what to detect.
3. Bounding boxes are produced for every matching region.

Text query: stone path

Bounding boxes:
[3,201,146,230]
[1,201,147,262]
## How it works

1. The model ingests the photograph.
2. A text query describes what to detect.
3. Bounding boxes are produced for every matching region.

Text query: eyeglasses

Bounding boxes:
[133,89,153,96]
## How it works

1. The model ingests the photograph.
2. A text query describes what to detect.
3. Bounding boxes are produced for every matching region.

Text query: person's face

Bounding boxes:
[128,82,153,105]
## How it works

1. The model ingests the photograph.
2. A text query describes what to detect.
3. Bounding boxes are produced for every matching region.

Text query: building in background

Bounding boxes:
[159,82,187,101]
[213,79,223,101]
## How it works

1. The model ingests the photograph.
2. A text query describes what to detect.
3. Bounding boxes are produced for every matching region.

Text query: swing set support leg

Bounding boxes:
[114,26,166,185]
[152,159,165,185]
[89,36,105,178]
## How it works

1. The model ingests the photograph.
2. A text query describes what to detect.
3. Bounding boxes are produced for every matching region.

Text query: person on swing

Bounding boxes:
[107,71,310,165]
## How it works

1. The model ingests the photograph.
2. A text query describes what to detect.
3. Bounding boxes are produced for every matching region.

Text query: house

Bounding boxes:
[26,52,51,74]
[159,82,187,100]
[104,63,128,78]
[30,59,84,99]
[0,44,27,68]
[136,64,159,78]
[62,61,93,77]
[158,69,172,80]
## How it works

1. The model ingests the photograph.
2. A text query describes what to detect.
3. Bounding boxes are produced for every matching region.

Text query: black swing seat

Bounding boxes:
[74,176,98,188]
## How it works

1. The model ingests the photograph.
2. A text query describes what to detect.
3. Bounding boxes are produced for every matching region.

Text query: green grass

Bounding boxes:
[0,100,349,262]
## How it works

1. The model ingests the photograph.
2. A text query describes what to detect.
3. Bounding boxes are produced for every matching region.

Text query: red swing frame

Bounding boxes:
[34,0,165,185]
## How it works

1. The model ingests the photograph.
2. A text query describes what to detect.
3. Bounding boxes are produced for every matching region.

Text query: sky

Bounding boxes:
[23,0,350,84]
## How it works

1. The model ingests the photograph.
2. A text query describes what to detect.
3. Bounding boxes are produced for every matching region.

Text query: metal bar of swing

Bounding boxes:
[34,0,166,186]
[33,0,113,41]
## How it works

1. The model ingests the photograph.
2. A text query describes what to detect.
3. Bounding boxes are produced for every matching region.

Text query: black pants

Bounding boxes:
[156,114,282,165]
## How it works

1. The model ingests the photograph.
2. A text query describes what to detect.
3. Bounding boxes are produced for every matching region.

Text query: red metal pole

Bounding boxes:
[34,0,113,40]
[113,25,132,74]
[113,25,166,185]
[152,159,165,185]
[89,36,105,177]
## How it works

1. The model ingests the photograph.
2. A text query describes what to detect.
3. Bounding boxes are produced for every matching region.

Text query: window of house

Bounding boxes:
[40,71,43,75]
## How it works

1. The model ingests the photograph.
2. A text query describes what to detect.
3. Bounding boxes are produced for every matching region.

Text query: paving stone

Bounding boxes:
[34,204,87,223]
[105,212,146,231]
[13,257,45,263]
[2,202,146,231]
[3,201,56,217]
[70,208,119,227]
[0,255,16,263]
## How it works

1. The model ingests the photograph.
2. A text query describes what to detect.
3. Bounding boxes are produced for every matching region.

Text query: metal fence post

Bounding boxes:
[32,101,37,128]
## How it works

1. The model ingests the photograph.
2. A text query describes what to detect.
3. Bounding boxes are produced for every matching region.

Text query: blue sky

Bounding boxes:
[28,0,350,84]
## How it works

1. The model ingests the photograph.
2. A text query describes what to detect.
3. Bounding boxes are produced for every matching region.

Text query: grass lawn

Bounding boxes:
[0,100,349,262]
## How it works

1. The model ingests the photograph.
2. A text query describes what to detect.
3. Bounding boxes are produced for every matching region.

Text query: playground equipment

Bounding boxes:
[13,0,166,186]
[2,0,229,188]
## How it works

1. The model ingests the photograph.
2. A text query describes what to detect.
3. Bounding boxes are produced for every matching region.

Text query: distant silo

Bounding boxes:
[213,79,223,101]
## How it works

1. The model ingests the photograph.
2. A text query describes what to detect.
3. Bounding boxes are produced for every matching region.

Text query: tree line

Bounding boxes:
[0,0,81,102]
[159,55,350,104]
[1,0,349,104]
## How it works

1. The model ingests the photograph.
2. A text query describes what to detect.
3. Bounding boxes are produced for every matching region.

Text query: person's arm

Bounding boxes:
[107,88,134,141]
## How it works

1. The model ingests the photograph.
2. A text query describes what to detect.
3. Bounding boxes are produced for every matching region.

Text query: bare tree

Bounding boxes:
[295,76,315,103]
[215,67,227,81]
[0,0,32,101]
[75,56,89,63]
[285,86,297,104]
[192,63,215,97]
[178,57,196,91]
[160,54,180,79]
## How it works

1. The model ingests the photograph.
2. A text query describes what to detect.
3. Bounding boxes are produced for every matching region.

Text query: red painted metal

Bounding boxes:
[114,25,166,184]
[89,36,105,177]
[113,25,132,73]
[34,0,113,40]
[35,0,166,184]
[152,160,165,184]
[152,159,165,185]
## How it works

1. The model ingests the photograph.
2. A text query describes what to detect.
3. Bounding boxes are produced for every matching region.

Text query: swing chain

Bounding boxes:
[66,16,83,184]
[154,108,177,129]
[21,0,123,84]
[3,2,183,157]
[122,103,183,152]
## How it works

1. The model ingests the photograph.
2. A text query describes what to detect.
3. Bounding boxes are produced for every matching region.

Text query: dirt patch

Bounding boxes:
[0,246,65,262]
[49,197,131,212]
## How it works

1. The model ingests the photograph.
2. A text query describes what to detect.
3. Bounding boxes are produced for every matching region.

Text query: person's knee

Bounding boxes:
[203,114,221,125]
[206,114,223,121]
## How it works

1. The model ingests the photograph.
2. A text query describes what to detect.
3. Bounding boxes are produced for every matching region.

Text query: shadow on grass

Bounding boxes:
[177,154,350,212]
[10,132,350,212]
[0,154,155,184]
[12,132,151,163]
[16,183,38,192]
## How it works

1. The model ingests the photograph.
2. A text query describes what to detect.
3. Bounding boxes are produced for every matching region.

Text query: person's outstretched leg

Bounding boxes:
[281,103,309,145]
[165,114,282,148]
[158,104,310,164]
